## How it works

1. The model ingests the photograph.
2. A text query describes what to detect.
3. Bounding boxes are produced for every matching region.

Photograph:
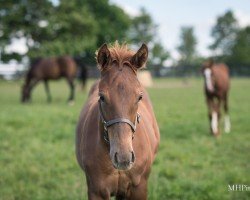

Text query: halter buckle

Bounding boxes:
[103,129,110,143]
[137,113,140,123]
[103,121,108,131]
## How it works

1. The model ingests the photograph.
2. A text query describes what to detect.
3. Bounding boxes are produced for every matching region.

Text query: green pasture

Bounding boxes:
[0,78,249,200]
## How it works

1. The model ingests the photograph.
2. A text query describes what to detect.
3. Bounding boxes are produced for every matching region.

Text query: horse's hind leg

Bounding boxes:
[67,78,75,105]
[223,94,231,133]
[44,80,52,102]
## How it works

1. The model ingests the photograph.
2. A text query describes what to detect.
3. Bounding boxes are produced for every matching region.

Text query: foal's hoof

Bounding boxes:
[224,129,230,134]
[213,131,220,137]
[224,126,231,134]
[68,100,75,106]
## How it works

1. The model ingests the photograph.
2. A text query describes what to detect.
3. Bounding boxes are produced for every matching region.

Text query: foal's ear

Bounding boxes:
[131,44,148,69]
[97,43,110,70]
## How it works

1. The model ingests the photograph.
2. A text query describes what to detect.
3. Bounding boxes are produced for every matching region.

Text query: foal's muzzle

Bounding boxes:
[112,150,135,170]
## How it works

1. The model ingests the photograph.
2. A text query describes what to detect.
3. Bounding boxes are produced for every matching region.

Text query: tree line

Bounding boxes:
[179,10,250,67]
[0,1,249,74]
[0,1,168,67]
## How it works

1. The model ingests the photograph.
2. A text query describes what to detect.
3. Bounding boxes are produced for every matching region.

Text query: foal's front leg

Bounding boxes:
[127,180,148,200]
[207,97,219,136]
[212,98,222,136]
[88,188,111,200]
[88,193,110,200]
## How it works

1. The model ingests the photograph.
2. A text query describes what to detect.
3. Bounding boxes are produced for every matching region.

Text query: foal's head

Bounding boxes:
[97,43,148,170]
[202,59,215,92]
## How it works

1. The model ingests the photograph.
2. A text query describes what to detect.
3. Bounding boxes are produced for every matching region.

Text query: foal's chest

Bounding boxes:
[112,170,142,196]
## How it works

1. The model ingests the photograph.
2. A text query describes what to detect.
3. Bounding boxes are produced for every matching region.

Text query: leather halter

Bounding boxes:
[98,100,140,143]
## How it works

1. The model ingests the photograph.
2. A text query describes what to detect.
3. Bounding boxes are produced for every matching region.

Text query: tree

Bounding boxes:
[29,0,98,59]
[0,0,54,57]
[0,0,131,64]
[151,42,170,76]
[129,7,170,73]
[129,7,157,45]
[177,26,197,65]
[85,0,131,46]
[210,10,239,58]
[229,26,250,65]
[151,42,170,66]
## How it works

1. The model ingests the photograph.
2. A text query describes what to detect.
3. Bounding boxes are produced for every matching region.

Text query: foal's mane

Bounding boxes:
[96,42,135,66]
[108,42,135,62]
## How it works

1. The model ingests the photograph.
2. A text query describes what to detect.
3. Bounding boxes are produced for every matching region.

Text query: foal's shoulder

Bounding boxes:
[218,63,229,72]
[213,63,229,73]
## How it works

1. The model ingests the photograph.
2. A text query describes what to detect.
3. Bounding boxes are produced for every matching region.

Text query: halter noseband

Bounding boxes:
[98,100,140,143]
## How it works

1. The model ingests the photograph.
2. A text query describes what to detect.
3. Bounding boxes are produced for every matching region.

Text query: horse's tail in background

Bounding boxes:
[79,64,88,89]
[74,56,88,90]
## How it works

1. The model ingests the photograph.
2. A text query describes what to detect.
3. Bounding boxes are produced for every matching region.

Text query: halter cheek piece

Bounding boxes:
[98,100,140,143]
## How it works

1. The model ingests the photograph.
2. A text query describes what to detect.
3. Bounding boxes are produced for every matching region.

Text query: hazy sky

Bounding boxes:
[111,0,250,61]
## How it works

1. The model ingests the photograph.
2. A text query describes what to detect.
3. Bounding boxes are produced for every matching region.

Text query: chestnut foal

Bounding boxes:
[202,60,231,136]
[76,43,160,200]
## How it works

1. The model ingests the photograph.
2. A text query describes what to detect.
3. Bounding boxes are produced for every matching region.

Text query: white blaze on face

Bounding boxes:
[204,68,214,92]
[211,111,218,134]
[224,115,231,133]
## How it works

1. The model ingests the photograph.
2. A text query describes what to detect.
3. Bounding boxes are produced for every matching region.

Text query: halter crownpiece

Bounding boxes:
[98,100,140,143]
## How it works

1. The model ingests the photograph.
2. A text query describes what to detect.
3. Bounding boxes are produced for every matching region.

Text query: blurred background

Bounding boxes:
[1,0,250,78]
[0,1,249,200]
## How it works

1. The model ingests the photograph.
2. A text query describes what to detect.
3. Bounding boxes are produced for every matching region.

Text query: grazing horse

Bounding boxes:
[202,59,231,136]
[76,43,160,200]
[21,56,77,104]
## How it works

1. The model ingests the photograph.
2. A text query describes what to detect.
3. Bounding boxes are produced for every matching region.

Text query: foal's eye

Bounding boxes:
[99,95,105,102]
[112,60,118,65]
[138,94,143,101]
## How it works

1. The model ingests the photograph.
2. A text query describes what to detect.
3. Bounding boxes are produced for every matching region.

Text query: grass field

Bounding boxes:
[0,78,249,200]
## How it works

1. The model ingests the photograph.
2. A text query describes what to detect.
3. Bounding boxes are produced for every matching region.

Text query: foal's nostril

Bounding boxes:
[114,152,118,164]
[131,151,135,163]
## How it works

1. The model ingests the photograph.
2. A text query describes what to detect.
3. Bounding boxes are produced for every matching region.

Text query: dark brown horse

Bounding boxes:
[202,59,231,136]
[76,43,160,200]
[21,56,77,104]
